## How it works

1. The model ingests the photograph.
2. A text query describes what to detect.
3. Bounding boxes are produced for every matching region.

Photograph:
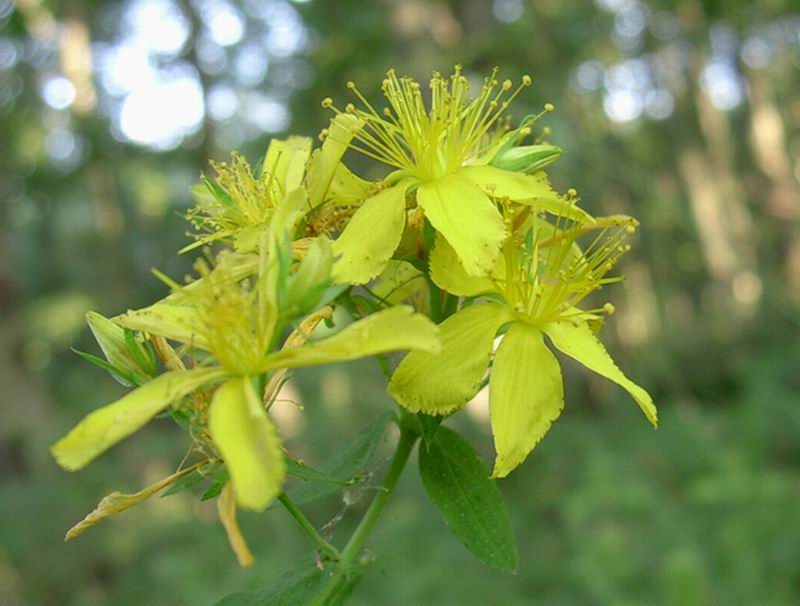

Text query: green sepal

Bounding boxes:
[71,348,145,387]
[280,237,334,321]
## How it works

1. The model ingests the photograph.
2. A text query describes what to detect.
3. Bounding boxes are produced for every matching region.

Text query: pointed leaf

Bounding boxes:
[489,324,564,478]
[417,174,506,276]
[544,319,658,426]
[51,368,226,471]
[419,426,518,572]
[208,378,287,511]
[389,303,514,414]
[332,184,407,284]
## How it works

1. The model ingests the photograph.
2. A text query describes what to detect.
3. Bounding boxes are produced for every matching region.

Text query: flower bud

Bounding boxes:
[86,312,156,386]
[489,144,563,173]
[281,237,334,320]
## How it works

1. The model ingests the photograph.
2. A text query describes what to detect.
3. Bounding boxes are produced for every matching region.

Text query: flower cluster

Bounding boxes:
[53,66,655,565]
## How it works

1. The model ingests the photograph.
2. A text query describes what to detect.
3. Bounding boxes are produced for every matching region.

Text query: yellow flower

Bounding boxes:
[323,66,590,284]
[52,225,441,513]
[183,118,363,254]
[389,212,657,478]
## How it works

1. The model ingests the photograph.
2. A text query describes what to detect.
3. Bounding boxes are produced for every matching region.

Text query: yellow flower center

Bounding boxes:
[191,258,275,375]
[494,213,638,326]
[322,66,532,181]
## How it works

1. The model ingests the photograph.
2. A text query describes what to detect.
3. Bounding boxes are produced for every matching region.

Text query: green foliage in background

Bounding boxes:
[1,0,799,604]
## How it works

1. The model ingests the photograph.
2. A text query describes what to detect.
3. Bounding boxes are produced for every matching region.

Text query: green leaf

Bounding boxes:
[418,426,518,572]
[285,457,351,486]
[288,412,392,505]
[214,560,363,606]
[201,467,229,501]
[416,412,442,452]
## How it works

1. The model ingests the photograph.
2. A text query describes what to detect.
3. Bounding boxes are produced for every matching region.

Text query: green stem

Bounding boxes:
[310,421,419,605]
[278,493,341,562]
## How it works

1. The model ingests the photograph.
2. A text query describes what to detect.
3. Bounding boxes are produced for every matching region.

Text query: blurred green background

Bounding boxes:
[2,0,800,604]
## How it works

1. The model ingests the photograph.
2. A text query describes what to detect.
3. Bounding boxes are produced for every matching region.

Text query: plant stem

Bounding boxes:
[310,421,419,605]
[278,493,341,562]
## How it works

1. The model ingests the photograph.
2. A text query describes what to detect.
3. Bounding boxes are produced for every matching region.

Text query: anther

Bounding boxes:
[603,303,616,315]
[544,103,555,112]
[321,97,333,108]
[502,79,513,90]
[522,75,532,86]
[345,103,355,113]
[346,81,356,89]
[567,188,578,198]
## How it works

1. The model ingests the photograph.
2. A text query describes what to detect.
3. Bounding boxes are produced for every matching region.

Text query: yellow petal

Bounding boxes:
[429,234,496,297]
[115,303,210,351]
[51,368,226,471]
[263,135,312,198]
[332,184,407,284]
[459,164,556,200]
[489,324,564,478]
[544,320,658,427]
[217,482,255,568]
[260,305,440,372]
[307,113,364,206]
[328,163,373,206]
[208,378,286,511]
[262,306,333,406]
[389,303,515,414]
[459,165,593,223]
[416,174,506,277]
[64,464,201,541]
